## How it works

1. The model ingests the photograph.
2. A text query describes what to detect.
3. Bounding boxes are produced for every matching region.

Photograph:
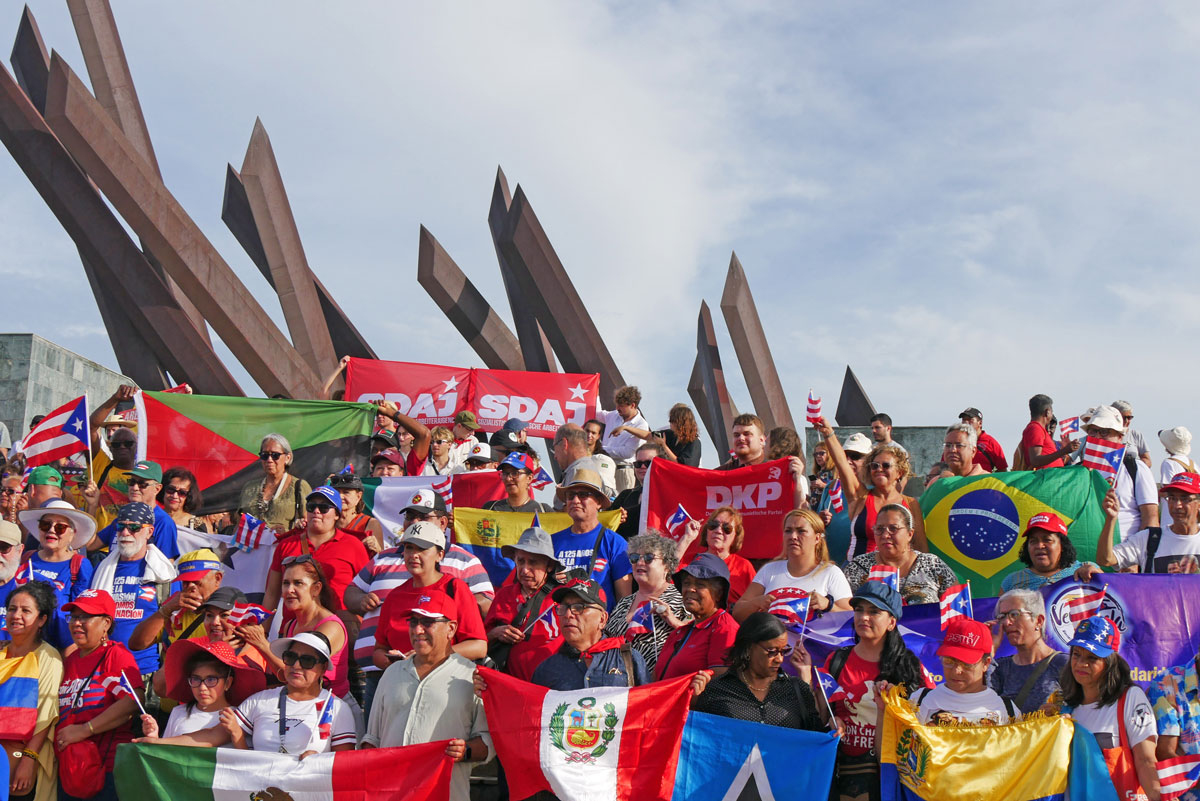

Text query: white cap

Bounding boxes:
[843,433,873,455]
[400,520,447,551]
[1084,405,1124,432]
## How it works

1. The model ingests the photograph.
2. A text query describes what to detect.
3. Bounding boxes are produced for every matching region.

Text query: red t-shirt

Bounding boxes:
[722,553,756,607]
[1021,421,1062,470]
[270,530,370,612]
[825,648,934,756]
[972,431,1008,473]
[376,574,487,654]
[483,583,561,681]
[58,641,144,771]
[655,609,739,681]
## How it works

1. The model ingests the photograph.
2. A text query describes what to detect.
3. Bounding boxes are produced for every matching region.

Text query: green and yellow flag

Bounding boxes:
[919,467,1115,596]
[453,507,622,585]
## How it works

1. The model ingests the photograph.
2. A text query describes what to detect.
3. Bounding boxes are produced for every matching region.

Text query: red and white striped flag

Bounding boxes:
[867,564,899,592]
[828,479,845,513]
[19,396,90,468]
[233,514,268,552]
[228,602,270,626]
[1066,585,1107,624]
[1081,436,1126,481]
[431,477,454,509]
[1158,753,1200,800]
[1059,417,1081,438]
[806,390,822,424]
[939,583,973,628]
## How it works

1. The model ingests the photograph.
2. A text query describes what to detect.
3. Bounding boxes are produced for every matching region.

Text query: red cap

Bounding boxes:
[1162,473,1200,495]
[403,592,458,624]
[936,617,992,664]
[62,589,116,618]
[1023,512,1068,537]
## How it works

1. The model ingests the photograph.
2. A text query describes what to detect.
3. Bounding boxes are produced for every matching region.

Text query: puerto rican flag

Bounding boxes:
[867,564,900,593]
[18,396,89,468]
[531,466,555,491]
[1059,417,1081,438]
[813,667,846,704]
[15,561,35,586]
[626,603,654,639]
[1066,585,1107,624]
[828,480,845,514]
[228,602,270,626]
[768,588,810,627]
[592,558,608,575]
[317,693,333,740]
[137,585,157,603]
[479,667,693,801]
[1081,436,1126,481]
[233,513,268,552]
[806,391,822,424]
[431,477,454,509]
[533,605,559,639]
[664,504,694,541]
[939,583,973,628]
[1158,754,1200,800]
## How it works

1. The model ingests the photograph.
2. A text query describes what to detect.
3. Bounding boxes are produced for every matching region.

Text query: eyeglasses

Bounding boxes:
[127,479,152,490]
[258,451,285,461]
[563,489,600,502]
[633,460,653,469]
[707,521,735,534]
[628,553,659,564]
[117,523,145,533]
[187,674,228,688]
[110,440,136,449]
[404,510,434,522]
[556,602,601,616]
[869,462,895,471]
[38,520,72,534]
[407,616,451,628]
[1,488,20,496]
[68,612,100,624]
[163,485,189,496]
[281,650,323,670]
[995,610,1033,622]
[942,442,970,450]
[281,554,317,568]
[756,643,793,658]
[306,502,336,514]
[846,453,866,461]
[1122,415,1134,422]
[873,524,907,536]
[431,439,451,446]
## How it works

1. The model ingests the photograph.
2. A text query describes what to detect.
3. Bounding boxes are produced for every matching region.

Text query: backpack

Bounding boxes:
[18,551,83,587]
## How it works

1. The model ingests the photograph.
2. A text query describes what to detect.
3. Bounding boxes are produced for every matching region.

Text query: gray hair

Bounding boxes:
[260,433,293,455]
[876,502,913,530]
[627,530,680,575]
[998,588,1045,619]
[945,423,978,449]
[1111,400,1133,415]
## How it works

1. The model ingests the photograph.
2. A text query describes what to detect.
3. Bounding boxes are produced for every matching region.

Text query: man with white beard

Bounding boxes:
[89,502,179,688]
[0,521,24,637]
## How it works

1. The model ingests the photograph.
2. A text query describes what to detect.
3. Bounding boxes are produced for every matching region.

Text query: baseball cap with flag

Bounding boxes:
[403,488,447,515]
[176,549,223,582]
[499,452,535,473]
[1068,615,1120,658]
[62,588,116,618]
[404,592,458,623]
[1023,512,1068,537]
[306,486,342,508]
[465,442,493,463]
[551,578,607,608]
[1162,473,1200,495]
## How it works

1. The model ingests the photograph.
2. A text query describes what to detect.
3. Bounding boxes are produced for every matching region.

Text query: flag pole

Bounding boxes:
[85,394,95,487]
[966,580,973,619]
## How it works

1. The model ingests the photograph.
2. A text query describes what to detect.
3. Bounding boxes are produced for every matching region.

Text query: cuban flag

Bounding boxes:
[233,513,268,552]
[828,480,845,514]
[806,390,822,424]
[1158,754,1200,800]
[1059,416,1081,438]
[227,602,270,626]
[18,395,90,468]
[867,564,900,593]
[813,667,846,704]
[317,694,333,740]
[1081,436,1126,482]
[626,603,654,639]
[939,583,973,628]
[1066,585,1107,624]
[532,605,559,639]
[665,504,693,541]
[768,588,810,627]
[531,466,555,491]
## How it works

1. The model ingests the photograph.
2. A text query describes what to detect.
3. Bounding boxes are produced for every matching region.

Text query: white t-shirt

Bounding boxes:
[163,705,223,738]
[1159,456,1198,529]
[752,560,852,602]
[1114,458,1158,536]
[916,684,1012,726]
[234,688,357,753]
[1070,686,1156,750]
[1112,528,1200,573]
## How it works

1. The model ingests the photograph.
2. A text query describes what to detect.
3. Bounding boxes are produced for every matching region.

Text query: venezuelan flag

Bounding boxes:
[452,507,622,585]
[0,651,39,740]
[919,467,1113,595]
[879,687,1117,801]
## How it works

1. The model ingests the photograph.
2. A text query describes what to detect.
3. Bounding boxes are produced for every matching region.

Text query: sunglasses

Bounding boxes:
[1,488,20,496]
[628,553,659,564]
[187,674,229,688]
[110,440,136,449]
[38,520,72,534]
[281,554,317,568]
[756,643,794,658]
[281,650,323,670]
[869,462,895,471]
[633,459,653,469]
[258,451,286,461]
[563,489,600,501]
[0,543,13,555]
[707,521,734,534]
[117,522,145,533]
[873,524,906,536]
[431,439,451,446]
[404,510,433,521]
[306,502,336,514]
[163,485,189,496]
[127,479,153,490]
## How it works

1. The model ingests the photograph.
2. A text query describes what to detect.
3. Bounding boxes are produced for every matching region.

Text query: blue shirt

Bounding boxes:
[816,485,852,565]
[22,553,94,650]
[532,643,650,690]
[97,505,180,559]
[108,559,180,674]
[0,578,15,642]
[552,524,631,612]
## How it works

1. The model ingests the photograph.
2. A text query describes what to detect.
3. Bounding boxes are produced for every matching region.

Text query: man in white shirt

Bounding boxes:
[869,413,907,455]
[598,385,649,493]
[1083,405,1158,535]
[1081,472,1200,575]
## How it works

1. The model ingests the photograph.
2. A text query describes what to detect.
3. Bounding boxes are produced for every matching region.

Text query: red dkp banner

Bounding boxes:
[344,358,599,438]
[639,457,797,560]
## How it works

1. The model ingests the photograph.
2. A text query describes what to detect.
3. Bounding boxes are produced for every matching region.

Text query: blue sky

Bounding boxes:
[2,2,1197,466]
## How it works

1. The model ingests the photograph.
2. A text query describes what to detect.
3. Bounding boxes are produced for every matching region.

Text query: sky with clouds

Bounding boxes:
[2,2,1198,466]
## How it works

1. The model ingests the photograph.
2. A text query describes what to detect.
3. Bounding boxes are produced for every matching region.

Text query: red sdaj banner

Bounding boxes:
[344,357,599,438]
[639,457,796,560]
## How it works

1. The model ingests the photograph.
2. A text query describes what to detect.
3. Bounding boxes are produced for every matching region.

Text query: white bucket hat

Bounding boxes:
[1160,427,1192,457]
[18,499,96,549]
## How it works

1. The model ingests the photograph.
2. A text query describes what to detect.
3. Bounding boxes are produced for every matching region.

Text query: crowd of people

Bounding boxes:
[0,383,1195,801]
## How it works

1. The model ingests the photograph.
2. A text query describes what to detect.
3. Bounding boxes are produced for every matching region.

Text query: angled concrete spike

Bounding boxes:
[65,0,212,349]
[720,252,794,432]
[687,358,713,444]
[498,185,625,399]
[835,365,876,427]
[43,53,318,398]
[11,6,50,113]
[417,225,524,371]
[488,166,556,372]
[694,300,738,457]
[0,61,242,394]
[221,164,377,360]
[238,119,338,376]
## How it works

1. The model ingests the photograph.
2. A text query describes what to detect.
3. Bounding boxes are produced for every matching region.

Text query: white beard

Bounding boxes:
[117,537,145,559]
[0,547,22,583]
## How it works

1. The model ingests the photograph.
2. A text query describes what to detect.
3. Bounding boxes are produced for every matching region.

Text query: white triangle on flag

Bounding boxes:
[719,743,776,801]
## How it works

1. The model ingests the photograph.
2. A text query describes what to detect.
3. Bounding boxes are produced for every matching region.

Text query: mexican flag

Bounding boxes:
[478,667,693,801]
[362,476,450,548]
[113,741,453,801]
[134,391,374,514]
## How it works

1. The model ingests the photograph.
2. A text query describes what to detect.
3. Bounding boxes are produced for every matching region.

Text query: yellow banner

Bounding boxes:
[453,507,622,551]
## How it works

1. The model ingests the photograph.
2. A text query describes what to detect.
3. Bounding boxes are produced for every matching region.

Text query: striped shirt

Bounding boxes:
[602,587,690,672]
[351,544,494,671]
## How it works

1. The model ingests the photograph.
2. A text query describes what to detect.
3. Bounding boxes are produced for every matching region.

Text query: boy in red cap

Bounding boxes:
[915,616,1016,725]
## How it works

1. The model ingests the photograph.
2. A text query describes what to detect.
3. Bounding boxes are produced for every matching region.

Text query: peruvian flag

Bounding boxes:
[479,667,694,801]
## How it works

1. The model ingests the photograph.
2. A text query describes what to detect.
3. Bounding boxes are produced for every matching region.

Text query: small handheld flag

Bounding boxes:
[1059,417,1081,438]
[233,513,268,552]
[227,602,270,627]
[14,561,34,587]
[317,694,333,740]
[103,672,147,716]
[338,464,354,475]
[19,395,90,468]
[828,480,845,514]
[525,605,559,638]
[626,603,654,639]
[806,391,822,425]
[1158,753,1200,800]
[1081,436,1126,482]
[1066,585,1107,624]
[867,564,900,593]
[939,583,973,628]
[813,667,846,704]
[768,588,811,627]
[531,466,555,491]
[665,503,694,540]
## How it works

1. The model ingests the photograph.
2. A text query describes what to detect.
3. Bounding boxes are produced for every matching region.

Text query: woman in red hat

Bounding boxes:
[137,639,266,739]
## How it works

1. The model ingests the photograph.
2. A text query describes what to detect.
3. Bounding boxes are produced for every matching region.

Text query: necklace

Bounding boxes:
[740,669,773,693]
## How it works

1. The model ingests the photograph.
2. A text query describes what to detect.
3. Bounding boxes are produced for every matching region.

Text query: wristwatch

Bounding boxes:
[462,745,473,762]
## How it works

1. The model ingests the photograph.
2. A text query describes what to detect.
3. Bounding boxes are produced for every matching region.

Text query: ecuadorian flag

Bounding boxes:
[452,508,622,585]
[0,650,39,740]
[879,687,1118,801]
[919,467,1113,596]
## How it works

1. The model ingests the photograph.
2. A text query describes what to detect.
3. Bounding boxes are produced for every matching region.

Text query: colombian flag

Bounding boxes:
[879,686,1118,801]
[919,467,1113,596]
[452,508,622,585]
[0,651,39,740]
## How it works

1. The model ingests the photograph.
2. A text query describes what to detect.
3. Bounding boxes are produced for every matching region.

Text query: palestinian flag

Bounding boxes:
[134,391,374,514]
[114,741,453,801]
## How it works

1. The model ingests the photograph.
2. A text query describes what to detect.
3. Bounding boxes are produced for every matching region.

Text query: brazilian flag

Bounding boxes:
[919,467,1115,596]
